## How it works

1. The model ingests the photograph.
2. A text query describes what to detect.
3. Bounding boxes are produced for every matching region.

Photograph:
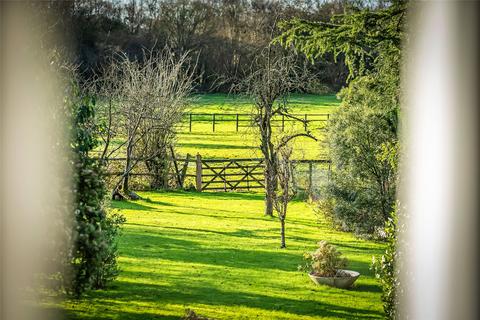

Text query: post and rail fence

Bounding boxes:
[182,112,331,133]
[102,154,331,193]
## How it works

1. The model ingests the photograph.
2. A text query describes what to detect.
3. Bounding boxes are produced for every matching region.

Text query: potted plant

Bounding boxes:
[299,240,360,289]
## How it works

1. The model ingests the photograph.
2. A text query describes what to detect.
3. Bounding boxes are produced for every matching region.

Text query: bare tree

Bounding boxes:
[96,49,195,199]
[135,53,196,189]
[237,46,316,216]
[273,146,295,249]
[160,0,217,55]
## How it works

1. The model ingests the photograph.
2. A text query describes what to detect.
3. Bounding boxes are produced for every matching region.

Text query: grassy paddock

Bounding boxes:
[187,93,339,113]
[176,93,339,160]
[110,93,339,189]
[57,191,384,320]
[100,93,339,160]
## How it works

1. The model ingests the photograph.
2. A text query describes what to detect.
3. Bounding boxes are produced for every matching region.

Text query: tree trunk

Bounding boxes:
[264,159,276,216]
[146,157,169,189]
[123,144,132,193]
[122,143,139,200]
[265,192,274,216]
[280,216,286,248]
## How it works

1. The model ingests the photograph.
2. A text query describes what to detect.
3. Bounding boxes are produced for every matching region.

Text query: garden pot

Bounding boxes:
[308,270,360,289]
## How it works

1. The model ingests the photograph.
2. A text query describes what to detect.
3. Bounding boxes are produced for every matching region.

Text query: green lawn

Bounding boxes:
[59,191,385,320]
[54,93,384,319]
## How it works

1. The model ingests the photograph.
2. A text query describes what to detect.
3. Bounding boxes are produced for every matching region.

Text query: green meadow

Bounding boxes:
[55,94,386,319]
[176,93,339,159]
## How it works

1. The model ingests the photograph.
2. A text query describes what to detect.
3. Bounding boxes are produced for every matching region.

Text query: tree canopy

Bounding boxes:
[276,1,407,235]
[276,1,406,80]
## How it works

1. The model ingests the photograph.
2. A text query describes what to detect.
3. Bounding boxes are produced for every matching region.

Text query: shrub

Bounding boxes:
[276,4,403,235]
[371,208,399,319]
[91,211,126,289]
[68,94,125,296]
[299,241,348,277]
[318,78,398,235]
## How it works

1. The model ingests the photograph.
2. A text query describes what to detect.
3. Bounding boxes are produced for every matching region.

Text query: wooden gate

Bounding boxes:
[196,155,265,191]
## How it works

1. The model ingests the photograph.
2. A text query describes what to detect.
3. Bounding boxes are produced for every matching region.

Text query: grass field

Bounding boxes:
[187,93,340,113]
[59,191,385,320]
[51,93,386,319]
[175,93,340,159]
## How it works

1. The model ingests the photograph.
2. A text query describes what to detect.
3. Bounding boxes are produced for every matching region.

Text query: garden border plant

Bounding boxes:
[67,91,125,297]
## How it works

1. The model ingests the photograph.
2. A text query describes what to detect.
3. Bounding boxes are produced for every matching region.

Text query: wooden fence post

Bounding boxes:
[170,146,182,187]
[308,161,313,194]
[212,114,216,132]
[236,113,239,132]
[189,113,192,132]
[196,153,202,191]
[179,153,191,188]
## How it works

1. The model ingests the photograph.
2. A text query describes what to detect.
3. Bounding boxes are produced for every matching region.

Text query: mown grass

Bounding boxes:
[50,93,385,319]
[176,93,340,159]
[57,191,385,320]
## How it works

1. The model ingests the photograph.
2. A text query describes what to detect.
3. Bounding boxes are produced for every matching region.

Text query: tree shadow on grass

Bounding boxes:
[60,305,178,320]
[111,200,160,211]
[81,280,383,320]
[329,241,385,253]
[120,231,301,272]
[138,224,262,240]
[354,283,382,293]
[160,190,264,202]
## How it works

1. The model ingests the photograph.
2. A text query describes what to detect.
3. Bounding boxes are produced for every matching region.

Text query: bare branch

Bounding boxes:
[276,132,318,151]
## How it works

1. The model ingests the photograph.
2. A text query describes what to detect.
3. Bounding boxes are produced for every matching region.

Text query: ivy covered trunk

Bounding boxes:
[145,155,170,189]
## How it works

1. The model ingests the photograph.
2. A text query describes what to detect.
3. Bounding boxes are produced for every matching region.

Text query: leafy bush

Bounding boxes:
[371,208,399,319]
[91,211,126,289]
[318,76,398,235]
[277,2,404,236]
[299,241,348,277]
[68,94,124,296]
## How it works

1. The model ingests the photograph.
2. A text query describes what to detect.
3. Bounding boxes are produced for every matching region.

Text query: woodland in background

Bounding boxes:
[38,0,385,92]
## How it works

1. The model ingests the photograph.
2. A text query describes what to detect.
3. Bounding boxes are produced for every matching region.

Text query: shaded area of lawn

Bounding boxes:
[59,190,384,320]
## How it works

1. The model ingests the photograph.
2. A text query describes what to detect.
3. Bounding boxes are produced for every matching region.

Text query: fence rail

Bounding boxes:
[102,155,331,193]
[182,112,330,132]
[197,156,265,191]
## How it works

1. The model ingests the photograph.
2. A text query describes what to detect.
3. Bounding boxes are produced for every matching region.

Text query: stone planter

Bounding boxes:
[308,270,360,289]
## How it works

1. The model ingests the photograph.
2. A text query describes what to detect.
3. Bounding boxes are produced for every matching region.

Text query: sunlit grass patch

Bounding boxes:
[59,190,384,320]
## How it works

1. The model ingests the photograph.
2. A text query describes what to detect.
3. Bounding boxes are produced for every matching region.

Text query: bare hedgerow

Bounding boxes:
[94,48,196,199]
